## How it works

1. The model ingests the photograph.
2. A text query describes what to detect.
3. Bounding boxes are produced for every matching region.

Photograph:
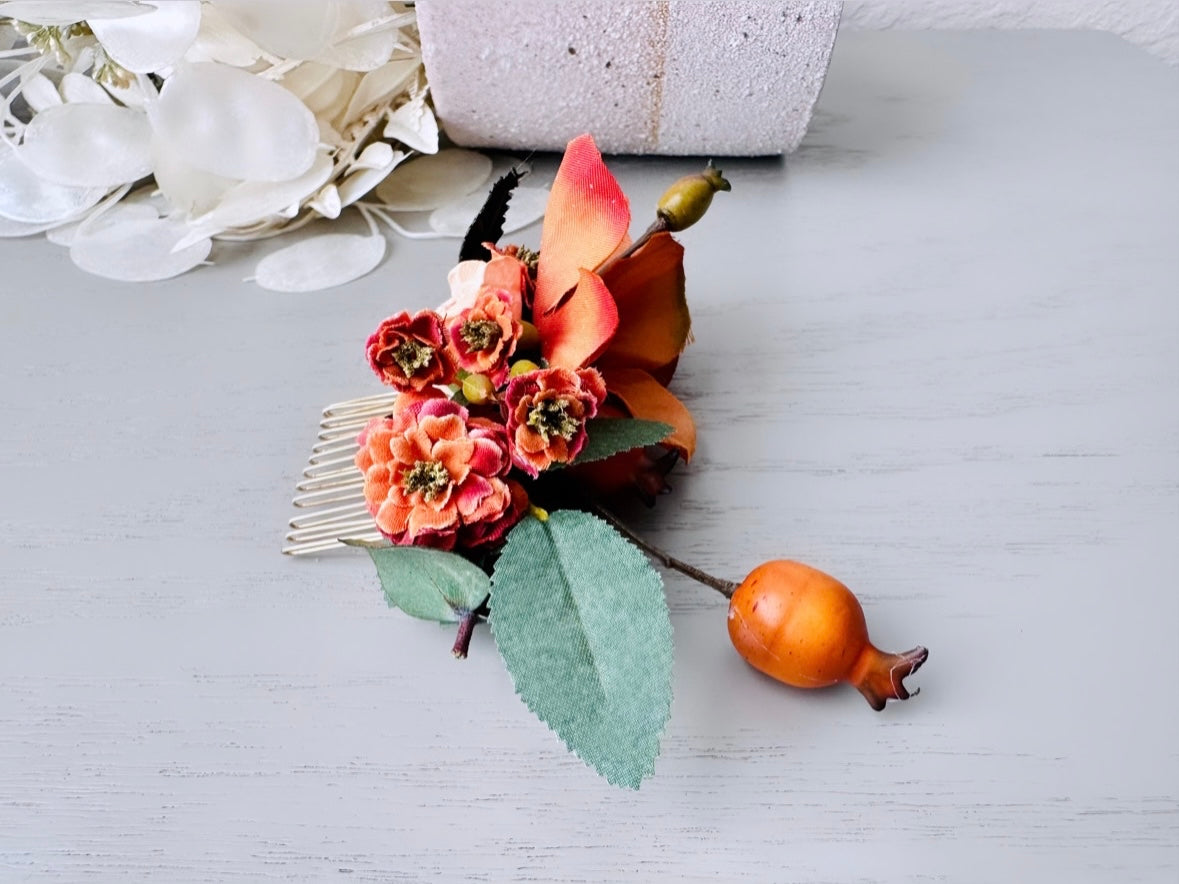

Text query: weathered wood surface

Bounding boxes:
[2,31,1176,882]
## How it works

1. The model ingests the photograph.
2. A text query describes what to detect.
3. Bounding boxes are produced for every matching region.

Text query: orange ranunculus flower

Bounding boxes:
[503,366,607,477]
[354,397,523,549]
[445,287,521,386]
[366,309,455,392]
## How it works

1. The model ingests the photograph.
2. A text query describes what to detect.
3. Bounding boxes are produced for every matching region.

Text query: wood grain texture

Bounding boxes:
[2,30,1177,883]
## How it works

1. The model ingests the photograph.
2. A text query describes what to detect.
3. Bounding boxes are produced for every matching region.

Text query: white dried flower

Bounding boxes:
[0,0,548,289]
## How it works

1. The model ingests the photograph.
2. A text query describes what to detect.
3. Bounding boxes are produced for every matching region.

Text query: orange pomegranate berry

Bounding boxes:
[727,560,927,710]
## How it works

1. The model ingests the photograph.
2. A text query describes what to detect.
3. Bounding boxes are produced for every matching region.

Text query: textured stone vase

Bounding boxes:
[417,0,842,155]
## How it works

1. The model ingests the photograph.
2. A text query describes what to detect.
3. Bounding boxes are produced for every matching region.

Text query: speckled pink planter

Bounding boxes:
[417,0,841,156]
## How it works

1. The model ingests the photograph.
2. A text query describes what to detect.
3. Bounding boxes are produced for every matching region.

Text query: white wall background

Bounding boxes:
[842,1,1179,64]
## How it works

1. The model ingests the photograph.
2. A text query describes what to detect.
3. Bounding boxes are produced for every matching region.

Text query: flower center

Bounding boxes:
[402,459,451,501]
[526,397,579,443]
[391,339,435,378]
[460,319,502,352]
[514,246,540,274]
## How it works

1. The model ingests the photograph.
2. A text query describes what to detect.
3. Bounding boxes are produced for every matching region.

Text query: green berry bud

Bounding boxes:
[656,162,731,232]
[517,320,540,352]
[509,359,541,378]
[461,373,495,404]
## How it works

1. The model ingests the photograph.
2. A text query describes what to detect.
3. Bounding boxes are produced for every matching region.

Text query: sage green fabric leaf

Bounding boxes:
[570,418,673,465]
[340,538,391,550]
[365,546,490,623]
[490,511,673,789]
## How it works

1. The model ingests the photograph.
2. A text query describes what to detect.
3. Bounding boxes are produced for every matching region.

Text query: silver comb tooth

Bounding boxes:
[320,402,398,427]
[282,532,384,556]
[310,439,361,459]
[318,421,374,441]
[322,392,398,414]
[303,453,360,473]
[289,502,370,529]
[286,518,381,544]
[298,463,364,486]
[292,484,366,507]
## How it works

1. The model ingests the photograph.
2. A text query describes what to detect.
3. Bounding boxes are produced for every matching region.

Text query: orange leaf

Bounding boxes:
[597,232,689,376]
[535,134,630,316]
[602,367,696,461]
[538,269,619,370]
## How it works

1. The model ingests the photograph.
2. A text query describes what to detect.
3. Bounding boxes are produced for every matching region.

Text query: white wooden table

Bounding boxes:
[2,30,1177,882]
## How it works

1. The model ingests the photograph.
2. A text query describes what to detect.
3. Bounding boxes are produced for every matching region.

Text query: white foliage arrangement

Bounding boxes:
[0,0,547,290]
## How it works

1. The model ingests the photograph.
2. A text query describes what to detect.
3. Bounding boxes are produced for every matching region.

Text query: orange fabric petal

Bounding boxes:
[537,269,619,370]
[597,232,690,376]
[432,438,474,482]
[482,253,528,319]
[601,367,696,461]
[535,134,630,315]
[407,500,459,537]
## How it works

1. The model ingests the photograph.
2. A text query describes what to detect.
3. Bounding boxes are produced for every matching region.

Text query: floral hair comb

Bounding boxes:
[289,134,928,788]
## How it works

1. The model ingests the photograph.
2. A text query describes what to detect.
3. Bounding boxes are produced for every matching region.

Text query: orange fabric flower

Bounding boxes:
[355,397,523,549]
[526,135,696,455]
[504,367,607,477]
[445,287,521,385]
[366,310,454,392]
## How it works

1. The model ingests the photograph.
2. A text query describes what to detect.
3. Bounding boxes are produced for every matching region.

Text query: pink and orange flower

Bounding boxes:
[355,395,525,549]
[367,310,455,392]
[504,366,607,477]
[446,287,521,386]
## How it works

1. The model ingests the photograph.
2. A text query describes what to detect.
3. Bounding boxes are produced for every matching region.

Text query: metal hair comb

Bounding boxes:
[282,392,394,555]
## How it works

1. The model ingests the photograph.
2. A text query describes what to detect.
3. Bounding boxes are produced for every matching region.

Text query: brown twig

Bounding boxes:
[592,505,738,598]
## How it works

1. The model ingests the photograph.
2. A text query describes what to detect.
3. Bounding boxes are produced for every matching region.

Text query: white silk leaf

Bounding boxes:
[184,3,264,67]
[88,0,202,73]
[49,201,156,246]
[0,0,145,25]
[278,61,336,101]
[60,72,114,104]
[338,148,405,207]
[307,184,341,219]
[253,230,386,292]
[69,206,211,281]
[149,132,238,217]
[374,148,491,212]
[19,73,62,113]
[19,103,152,187]
[352,141,395,171]
[382,94,438,155]
[44,218,83,246]
[316,0,400,72]
[342,58,417,125]
[185,152,333,235]
[0,215,67,237]
[150,62,318,183]
[210,0,339,60]
[0,141,107,223]
[300,68,359,118]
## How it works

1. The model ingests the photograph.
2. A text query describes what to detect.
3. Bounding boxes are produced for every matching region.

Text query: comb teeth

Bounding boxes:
[283,392,397,555]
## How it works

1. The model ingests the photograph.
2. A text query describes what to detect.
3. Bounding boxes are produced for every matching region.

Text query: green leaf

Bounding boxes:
[490,511,673,789]
[569,418,673,465]
[341,538,392,550]
[364,546,490,623]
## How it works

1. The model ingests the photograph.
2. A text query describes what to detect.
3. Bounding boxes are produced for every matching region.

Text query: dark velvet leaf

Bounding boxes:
[458,166,525,262]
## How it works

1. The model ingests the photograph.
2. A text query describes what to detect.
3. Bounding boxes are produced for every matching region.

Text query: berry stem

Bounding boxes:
[594,217,668,278]
[451,599,491,659]
[593,505,737,598]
